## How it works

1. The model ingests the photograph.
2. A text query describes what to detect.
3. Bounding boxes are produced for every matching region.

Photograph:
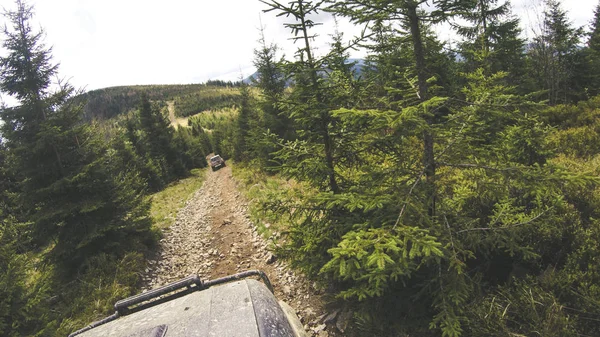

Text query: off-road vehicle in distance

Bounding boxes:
[68,270,306,337]
[209,154,225,171]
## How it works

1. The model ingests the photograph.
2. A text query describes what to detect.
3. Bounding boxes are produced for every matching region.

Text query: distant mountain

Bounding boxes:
[346,58,366,77]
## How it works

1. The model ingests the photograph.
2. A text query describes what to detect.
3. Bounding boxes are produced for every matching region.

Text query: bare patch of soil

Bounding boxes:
[166,101,189,129]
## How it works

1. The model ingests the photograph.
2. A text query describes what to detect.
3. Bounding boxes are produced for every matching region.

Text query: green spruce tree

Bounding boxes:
[189,118,213,156]
[0,0,152,267]
[262,0,340,193]
[327,0,473,216]
[233,81,252,162]
[249,24,294,167]
[172,127,207,169]
[585,1,600,97]
[138,94,186,178]
[253,24,291,140]
[323,26,361,109]
[528,0,584,104]
[124,94,190,190]
[457,0,526,86]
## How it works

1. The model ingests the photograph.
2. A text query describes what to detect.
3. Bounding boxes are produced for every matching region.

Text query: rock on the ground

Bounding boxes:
[336,309,353,333]
[265,253,276,264]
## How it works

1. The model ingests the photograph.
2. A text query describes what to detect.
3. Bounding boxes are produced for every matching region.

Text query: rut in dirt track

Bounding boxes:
[142,166,342,336]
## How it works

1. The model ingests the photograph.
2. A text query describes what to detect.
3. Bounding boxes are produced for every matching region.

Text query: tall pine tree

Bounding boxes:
[457,0,526,86]
[528,0,584,104]
[262,0,340,193]
[585,1,600,97]
[233,81,252,162]
[327,0,473,216]
[0,0,152,267]
[124,94,189,190]
[253,24,291,140]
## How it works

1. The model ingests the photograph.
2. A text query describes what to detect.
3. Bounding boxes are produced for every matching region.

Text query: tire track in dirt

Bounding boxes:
[143,166,343,336]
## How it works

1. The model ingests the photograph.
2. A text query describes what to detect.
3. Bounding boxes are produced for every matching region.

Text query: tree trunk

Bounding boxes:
[407,4,435,217]
[481,0,489,54]
[299,0,340,194]
[322,111,339,193]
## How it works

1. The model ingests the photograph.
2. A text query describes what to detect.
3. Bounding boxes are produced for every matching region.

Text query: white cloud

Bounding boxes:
[0,0,596,93]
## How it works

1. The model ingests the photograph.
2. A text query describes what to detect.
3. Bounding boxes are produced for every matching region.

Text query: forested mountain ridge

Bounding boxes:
[80,81,242,120]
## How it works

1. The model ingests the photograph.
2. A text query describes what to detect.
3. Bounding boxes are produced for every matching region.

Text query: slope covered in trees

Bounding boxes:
[80,82,242,120]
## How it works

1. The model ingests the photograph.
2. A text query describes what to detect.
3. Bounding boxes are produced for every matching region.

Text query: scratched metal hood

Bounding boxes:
[76,279,299,337]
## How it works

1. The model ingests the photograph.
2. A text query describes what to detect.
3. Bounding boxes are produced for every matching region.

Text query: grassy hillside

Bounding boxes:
[149,168,206,229]
[173,86,241,117]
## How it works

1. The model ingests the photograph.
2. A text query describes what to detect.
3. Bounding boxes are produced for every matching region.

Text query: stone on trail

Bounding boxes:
[265,253,277,264]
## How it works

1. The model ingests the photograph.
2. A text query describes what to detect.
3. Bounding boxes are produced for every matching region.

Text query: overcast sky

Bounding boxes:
[0,0,598,93]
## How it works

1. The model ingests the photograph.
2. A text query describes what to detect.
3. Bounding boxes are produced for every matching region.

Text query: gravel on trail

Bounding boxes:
[142,166,347,336]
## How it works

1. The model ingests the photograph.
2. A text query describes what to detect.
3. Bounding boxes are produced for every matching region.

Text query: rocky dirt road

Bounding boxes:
[143,166,346,336]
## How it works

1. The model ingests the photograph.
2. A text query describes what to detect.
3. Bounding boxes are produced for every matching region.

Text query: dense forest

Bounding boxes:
[2,0,600,336]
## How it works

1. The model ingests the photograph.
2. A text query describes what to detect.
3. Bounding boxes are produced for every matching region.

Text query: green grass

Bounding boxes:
[149,168,206,229]
[231,161,314,239]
